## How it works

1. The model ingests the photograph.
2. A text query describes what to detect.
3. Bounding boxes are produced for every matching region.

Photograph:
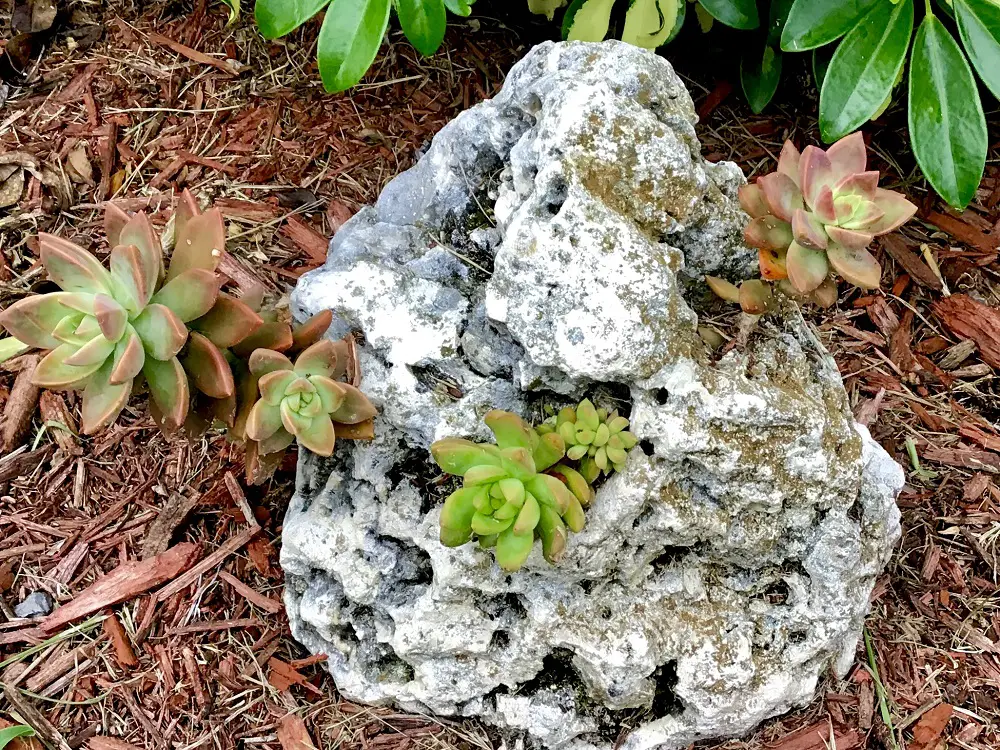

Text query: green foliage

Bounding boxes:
[244,340,377,457]
[781,0,996,208]
[707,133,918,315]
[0,192,378,485]
[254,0,470,93]
[537,399,637,483]
[0,725,34,749]
[430,402,635,572]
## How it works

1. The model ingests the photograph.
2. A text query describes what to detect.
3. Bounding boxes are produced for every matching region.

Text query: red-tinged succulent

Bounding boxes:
[705,275,839,317]
[0,198,229,434]
[244,339,377,457]
[740,132,917,293]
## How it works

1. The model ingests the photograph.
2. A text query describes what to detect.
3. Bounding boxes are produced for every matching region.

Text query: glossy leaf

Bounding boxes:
[39,234,112,295]
[110,327,145,385]
[230,322,293,357]
[781,0,881,51]
[495,527,534,572]
[818,0,913,142]
[81,358,132,434]
[443,0,473,15]
[698,0,759,30]
[812,44,833,89]
[182,332,235,399]
[143,356,190,430]
[396,0,447,56]
[0,292,93,349]
[316,0,392,93]
[33,344,105,389]
[909,13,987,209]
[291,309,333,351]
[562,0,615,41]
[166,208,225,282]
[622,0,680,49]
[741,44,782,113]
[0,336,29,362]
[150,268,222,322]
[118,213,162,290]
[955,0,1000,100]
[132,304,188,360]
[191,294,263,349]
[255,0,330,38]
[0,726,35,749]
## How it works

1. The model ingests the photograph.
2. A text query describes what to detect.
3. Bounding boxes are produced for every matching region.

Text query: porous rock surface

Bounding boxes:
[284,41,903,750]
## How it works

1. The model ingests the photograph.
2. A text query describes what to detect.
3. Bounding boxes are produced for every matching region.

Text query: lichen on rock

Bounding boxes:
[285,40,902,750]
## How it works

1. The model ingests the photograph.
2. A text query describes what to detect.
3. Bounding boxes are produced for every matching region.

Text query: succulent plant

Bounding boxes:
[431,410,587,571]
[538,399,637,483]
[0,198,231,434]
[740,133,916,293]
[244,339,377,458]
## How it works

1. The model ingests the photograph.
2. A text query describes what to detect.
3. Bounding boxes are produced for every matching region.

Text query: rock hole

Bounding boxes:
[580,579,596,594]
[651,546,691,572]
[649,660,683,717]
[374,653,415,683]
[788,630,808,645]
[599,606,612,620]
[516,647,580,695]
[490,630,510,651]
[544,176,568,216]
[655,388,669,405]
[759,579,790,605]
[639,439,655,456]
[632,506,655,529]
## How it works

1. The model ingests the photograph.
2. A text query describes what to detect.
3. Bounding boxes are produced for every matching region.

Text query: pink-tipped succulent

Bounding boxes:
[740,132,917,293]
[244,339,377,457]
[0,194,233,434]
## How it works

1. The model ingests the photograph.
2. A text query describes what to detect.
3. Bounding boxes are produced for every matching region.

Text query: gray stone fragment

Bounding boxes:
[285,40,902,750]
[15,590,54,618]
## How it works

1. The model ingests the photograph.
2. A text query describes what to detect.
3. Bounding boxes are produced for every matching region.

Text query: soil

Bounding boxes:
[1,2,999,750]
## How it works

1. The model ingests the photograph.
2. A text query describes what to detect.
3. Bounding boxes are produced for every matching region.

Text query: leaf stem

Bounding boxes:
[925,0,933,17]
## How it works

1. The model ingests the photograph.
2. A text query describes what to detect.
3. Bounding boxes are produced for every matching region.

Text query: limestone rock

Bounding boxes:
[285,40,902,750]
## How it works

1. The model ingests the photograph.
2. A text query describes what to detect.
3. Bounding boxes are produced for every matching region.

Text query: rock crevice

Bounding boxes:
[285,41,902,750]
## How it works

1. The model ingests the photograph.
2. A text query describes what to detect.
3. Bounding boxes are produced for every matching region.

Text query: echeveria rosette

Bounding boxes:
[0,201,228,434]
[539,399,637,484]
[740,133,917,293]
[431,410,586,572]
[244,339,377,458]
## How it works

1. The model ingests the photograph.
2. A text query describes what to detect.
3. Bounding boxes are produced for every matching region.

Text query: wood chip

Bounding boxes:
[910,703,953,750]
[141,491,200,560]
[880,235,943,290]
[217,570,282,614]
[281,216,329,262]
[764,721,862,750]
[103,611,138,667]
[933,294,1000,369]
[37,391,80,455]
[155,524,259,602]
[147,32,240,75]
[277,714,319,750]
[88,738,144,750]
[40,542,201,633]
[1,354,40,452]
[3,684,73,750]
[925,210,999,253]
[268,657,323,696]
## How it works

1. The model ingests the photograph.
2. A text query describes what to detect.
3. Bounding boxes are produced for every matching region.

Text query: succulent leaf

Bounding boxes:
[791,209,829,250]
[532,431,565,472]
[495,528,534,572]
[485,409,538,451]
[110,327,145,385]
[296,413,337,456]
[93,294,128,342]
[777,140,801,179]
[786,241,830,293]
[431,438,502,475]
[63,334,115,367]
[865,188,918,234]
[327,382,377,424]
[293,339,343,378]
[824,131,867,182]
[191,294,263,349]
[231,322,294,357]
[745,215,794,251]
[246,400,284,441]
[537,504,568,563]
[439,486,480,545]
[167,207,225,282]
[104,204,130,248]
[81,358,132,435]
[109,244,151,312]
[39,234,113,295]
[826,243,882,289]
[0,293,94,349]
[705,275,742,303]
[143,356,190,430]
[738,182,771,218]
[758,172,804,222]
[181,332,235,399]
[758,247,788,281]
[132,303,188,360]
[33,344,105,389]
[291,310,334,351]
[150,269,222,322]
[826,226,874,250]
[248,348,294,376]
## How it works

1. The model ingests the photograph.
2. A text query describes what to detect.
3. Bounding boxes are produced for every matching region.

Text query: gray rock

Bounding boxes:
[285,41,902,750]
[15,590,54,618]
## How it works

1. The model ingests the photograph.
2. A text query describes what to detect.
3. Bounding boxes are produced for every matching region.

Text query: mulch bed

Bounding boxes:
[1,2,999,749]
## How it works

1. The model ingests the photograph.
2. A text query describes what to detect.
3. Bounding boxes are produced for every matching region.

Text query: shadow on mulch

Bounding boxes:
[1,0,999,749]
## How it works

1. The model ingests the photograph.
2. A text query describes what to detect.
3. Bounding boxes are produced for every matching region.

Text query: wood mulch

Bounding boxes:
[1,2,999,749]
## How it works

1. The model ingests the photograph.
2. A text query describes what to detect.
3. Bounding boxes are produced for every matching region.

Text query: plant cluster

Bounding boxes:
[254,0,477,93]
[430,401,635,571]
[706,132,917,315]
[0,193,376,483]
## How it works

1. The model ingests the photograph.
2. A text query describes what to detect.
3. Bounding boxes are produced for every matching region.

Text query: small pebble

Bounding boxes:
[14,590,54,618]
